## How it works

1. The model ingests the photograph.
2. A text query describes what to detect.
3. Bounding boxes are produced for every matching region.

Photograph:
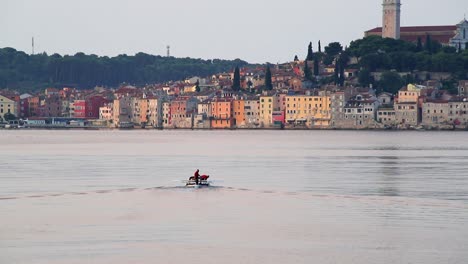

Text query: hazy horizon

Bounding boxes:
[2,0,467,63]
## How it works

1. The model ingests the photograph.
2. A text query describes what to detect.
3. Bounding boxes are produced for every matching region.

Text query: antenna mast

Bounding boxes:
[32,37,35,55]
[167,45,170,57]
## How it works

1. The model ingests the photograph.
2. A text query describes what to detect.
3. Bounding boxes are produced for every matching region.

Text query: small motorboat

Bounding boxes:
[185,175,211,187]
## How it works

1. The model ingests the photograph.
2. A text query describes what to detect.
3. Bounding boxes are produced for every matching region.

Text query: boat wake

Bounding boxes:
[1,186,467,210]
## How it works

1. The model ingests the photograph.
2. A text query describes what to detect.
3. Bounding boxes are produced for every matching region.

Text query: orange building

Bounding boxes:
[233,99,245,127]
[211,98,233,129]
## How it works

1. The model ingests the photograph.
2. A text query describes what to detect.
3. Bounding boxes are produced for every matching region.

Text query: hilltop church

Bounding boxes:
[365,0,468,50]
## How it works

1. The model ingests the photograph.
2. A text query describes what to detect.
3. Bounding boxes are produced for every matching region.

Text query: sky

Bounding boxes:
[1,0,467,63]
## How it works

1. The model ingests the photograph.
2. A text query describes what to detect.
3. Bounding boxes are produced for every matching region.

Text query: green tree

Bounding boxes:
[425,35,432,53]
[378,71,404,94]
[318,40,322,53]
[3,112,17,121]
[304,61,312,81]
[325,42,343,57]
[232,66,241,91]
[0,47,250,92]
[416,37,423,52]
[313,58,319,76]
[333,63,339,85]
[195,80,200,92]
[294,55,299,62]
[404,74,415,85]
[265,65,273,90]
[358,68,373,87]
[306,42,314,61]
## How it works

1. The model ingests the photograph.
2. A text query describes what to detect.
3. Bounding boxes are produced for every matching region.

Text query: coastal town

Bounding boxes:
[1,65,467,130]
[1,0,467,130]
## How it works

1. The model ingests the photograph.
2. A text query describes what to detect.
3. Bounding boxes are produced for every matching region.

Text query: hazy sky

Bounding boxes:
[1,0,467,63]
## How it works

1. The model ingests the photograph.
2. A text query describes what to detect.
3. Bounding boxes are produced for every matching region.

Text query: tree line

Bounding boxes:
[0,48,249,92]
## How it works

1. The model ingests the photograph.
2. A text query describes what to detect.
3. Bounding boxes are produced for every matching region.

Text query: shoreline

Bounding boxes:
[1,126,467,132]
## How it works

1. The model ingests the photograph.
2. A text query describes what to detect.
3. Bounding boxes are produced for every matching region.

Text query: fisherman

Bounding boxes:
[193,169,200,185]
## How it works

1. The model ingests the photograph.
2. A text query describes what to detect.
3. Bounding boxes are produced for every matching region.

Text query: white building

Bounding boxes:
[450,19,468,50]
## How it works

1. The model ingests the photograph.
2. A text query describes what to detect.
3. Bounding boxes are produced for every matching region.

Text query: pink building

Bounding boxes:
[272,111,285,125]
[73,100,86,118]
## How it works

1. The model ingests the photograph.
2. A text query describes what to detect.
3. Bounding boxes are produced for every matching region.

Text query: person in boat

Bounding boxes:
[193,169,200,185]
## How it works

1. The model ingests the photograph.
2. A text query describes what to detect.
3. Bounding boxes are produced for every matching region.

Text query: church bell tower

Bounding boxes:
[382,0,401,39]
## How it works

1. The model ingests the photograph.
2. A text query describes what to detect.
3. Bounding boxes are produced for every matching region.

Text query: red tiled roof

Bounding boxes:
[366,25,456,33]
[365,25,457,44]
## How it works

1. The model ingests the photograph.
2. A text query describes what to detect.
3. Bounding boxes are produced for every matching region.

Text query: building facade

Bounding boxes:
[0,95,18,120]
[449,19,468,50]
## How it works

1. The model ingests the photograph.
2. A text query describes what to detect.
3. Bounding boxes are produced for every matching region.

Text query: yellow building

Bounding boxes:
[285,95,331,128]
[0,95,18,120]
[259,94,285,127]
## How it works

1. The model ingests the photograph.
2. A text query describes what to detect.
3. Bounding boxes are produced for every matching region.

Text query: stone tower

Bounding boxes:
[382,0,401,39]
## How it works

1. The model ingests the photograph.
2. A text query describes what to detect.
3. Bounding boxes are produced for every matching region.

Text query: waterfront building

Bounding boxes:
[162,101,171,128]
[85,96,109,119]
[334,93,380,129]
[448,99,468,125]
[259,94,285,128]
[136,97,161,127]
[73,100,86,118]
[0,94,18,120]
[395,102,419,127]
[244,98,260,128]
[170,97,197,128]
[285,95,332,128]
[19,94,32,119]
[211,98,233,129]
[113,96,133,127]
[99,103,113,122]
[40,95,62,117]
[422,100,450,126]
[27,96,41,117]
[377,105,396,126]
[233,99,246,128]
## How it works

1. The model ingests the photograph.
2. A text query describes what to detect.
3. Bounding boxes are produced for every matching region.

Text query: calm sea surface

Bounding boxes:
[1,130,468,264]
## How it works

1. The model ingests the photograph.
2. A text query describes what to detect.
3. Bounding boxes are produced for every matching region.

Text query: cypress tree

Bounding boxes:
[339,59,345,86]
[232,66,241,91]
[318,40,322,53]
[313,58,319,76]
[458,42,462,53]
[416,37,423,52]
[265,65,273,90]
[425,35,432,53]
[306,42,314,61]
[294,55,299,62]
[333,62,339,85]
[195,80,201,92]
[304,61,312,81]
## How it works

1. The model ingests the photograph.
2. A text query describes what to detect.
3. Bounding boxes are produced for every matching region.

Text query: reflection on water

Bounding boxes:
[1,130,468,264]
[378,156,400,197]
